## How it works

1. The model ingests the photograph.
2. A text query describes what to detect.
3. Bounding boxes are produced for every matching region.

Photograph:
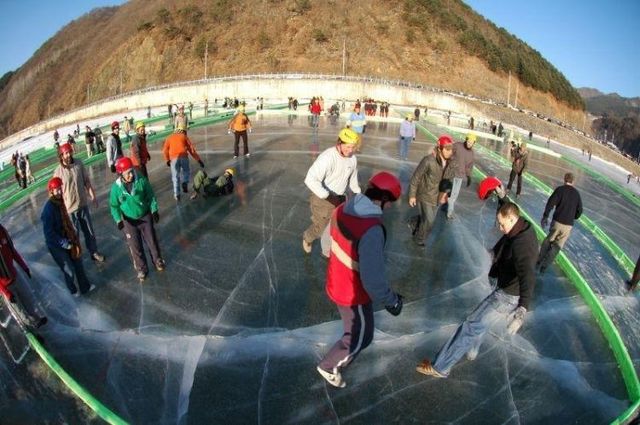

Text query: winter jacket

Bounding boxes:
[348,112,366,134]
[41,200,72,250]
[452,141,475,178]
[228,113,251,132]
[0,225,29,300]
[109,173,158,223]
[326,194,398,307]
[162,133,202,162]
[53,159,91,213]
[304,146,361,199]
[490,217,539,309]
[106,133,123,167]
[130,134,150,167]
[192,170,234,197]
[542,184,583,226]
[511,148,528,174]
[408,151,456,205]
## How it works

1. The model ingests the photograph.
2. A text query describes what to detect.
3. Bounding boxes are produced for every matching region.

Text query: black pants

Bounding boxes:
[122,213,162,274]
[507,170,523,195]
[233,131,249,156]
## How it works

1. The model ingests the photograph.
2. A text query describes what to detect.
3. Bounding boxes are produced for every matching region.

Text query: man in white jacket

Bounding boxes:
[303,128,361,256]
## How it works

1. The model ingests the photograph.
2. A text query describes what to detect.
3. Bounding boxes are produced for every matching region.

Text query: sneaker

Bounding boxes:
[88,284,96,292]
[466,348,479,361]
[302,239,312,254]
[182,182,189,193]
[316,366,346,388]
[137,270,147,280]
[416,359,446,378]
[155,259,166,272]
[72,291,80,298]
[245,153,251,157]
[413,239,425,247]
[233,155,238,159]
[446,213,456,220]
[174,194,180,201]
[91,252,105,263]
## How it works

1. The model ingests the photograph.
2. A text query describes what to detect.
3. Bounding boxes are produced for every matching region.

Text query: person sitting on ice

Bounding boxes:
[190,168,235,200]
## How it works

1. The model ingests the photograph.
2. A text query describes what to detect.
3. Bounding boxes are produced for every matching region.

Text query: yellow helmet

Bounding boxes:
[466,133,477,143]
[406,113,414,120]
[338,128,359,145]
[224,168,235,176]
[135,121,145,131]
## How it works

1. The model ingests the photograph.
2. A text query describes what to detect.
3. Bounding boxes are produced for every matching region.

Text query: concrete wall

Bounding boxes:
[0,75,481,151]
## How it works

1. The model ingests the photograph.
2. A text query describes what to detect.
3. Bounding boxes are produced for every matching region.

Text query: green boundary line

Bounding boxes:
[25,333,128,425]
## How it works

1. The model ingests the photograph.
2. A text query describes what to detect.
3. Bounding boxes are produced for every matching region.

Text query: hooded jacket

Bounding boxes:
[490,217,539,309]
[326,194,398,307]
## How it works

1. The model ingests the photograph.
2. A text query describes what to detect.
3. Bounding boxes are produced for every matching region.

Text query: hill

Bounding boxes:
[0,0,586,138]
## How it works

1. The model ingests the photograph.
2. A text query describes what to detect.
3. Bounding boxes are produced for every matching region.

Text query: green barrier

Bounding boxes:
[25,333,128,425]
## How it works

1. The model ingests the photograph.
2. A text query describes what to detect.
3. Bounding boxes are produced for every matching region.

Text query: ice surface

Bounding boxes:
[0,111,637,424]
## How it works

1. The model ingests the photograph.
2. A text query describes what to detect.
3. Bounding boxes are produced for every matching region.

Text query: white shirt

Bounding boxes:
[304,146,361,199]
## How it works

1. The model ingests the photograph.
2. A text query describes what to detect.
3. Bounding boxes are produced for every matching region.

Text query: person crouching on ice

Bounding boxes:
[190,168,235,200]
[109,157,165,281]
[316,172,404,388]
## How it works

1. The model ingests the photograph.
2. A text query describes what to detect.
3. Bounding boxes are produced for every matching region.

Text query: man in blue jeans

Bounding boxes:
[416,202,538,378]
[398,113,416,161]
[447,133,476,219]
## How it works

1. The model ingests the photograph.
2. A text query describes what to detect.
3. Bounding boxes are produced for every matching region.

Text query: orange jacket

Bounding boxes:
[228,113,251,132]
[163,133,202,162]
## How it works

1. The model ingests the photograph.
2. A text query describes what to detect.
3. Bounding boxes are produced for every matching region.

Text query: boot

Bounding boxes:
[181,182,189,193]
[539,243,561,274]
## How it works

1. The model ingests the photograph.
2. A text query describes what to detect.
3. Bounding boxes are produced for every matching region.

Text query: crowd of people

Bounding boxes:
[0,102,637,398]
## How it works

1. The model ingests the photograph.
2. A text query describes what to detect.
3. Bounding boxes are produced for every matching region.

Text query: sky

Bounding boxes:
[464,0,640,98]
[0,1,638,98]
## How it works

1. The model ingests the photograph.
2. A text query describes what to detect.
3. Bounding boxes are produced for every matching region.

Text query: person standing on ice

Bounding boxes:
[506,140,528,198]
[398,113,416,161]
[227,105,252,158]
[162,124,204,201]
[109,157,165,281]
[347,105,366,149]
[41,177,94,296]
[53,143,106,264]
[536,172,582,274]
[416,202,538,379]
[447,133,476,220]
[407,135,456,247]
[302,128,361,256]
[106,121,124,173]
[626,254,640,292]
[316,172,404,388]
[130,121,151,178]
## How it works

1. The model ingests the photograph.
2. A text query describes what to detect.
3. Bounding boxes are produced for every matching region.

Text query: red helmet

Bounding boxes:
[478,176,502,200]
[437,135,453,148]
[47,177,63,192]
[111,121,120,130]
[59,143,73,155]
[115,157,133,174]
[369,171,402,202]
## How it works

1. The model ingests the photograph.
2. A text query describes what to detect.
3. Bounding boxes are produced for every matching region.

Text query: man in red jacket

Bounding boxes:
[0,224,47,328]
[316,172,404,388]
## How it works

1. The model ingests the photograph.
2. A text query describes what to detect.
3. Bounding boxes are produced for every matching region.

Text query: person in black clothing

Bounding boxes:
[416,202,539,378]
[537,172,583,273]
[626,254,640,292]
[506,141,528,198]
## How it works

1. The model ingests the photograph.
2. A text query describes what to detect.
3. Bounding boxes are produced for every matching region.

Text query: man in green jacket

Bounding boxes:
[109,157,165,281]
[407,135,456,247]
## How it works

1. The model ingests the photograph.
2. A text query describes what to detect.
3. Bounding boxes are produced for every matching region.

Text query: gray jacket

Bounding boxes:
[452,141,475,178]
[106,133,123,167]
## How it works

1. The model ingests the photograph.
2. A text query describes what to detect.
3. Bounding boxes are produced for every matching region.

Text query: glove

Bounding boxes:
[117,221,124,230]
[506,306,527,335]
[70,244,82,260]
[385,293,404,316]
[466,176,472,187]
[198,160,205,168]
[166,160,171,167]
[25,268,31,279]
[152,211,160,223]
[147,154,151,161]
[541,217,549,228]
[227,129,232,134]
[248,128,252,133]
[326,194,346,207]
[110,164,116,173]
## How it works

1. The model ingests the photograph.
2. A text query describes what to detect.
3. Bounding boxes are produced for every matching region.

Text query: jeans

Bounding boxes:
[70,205,98,256]
[398,136,412,160]
[447,177,463,217]
[432,290,519,376]
[47,244,91,294]
[170,156,190,196]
